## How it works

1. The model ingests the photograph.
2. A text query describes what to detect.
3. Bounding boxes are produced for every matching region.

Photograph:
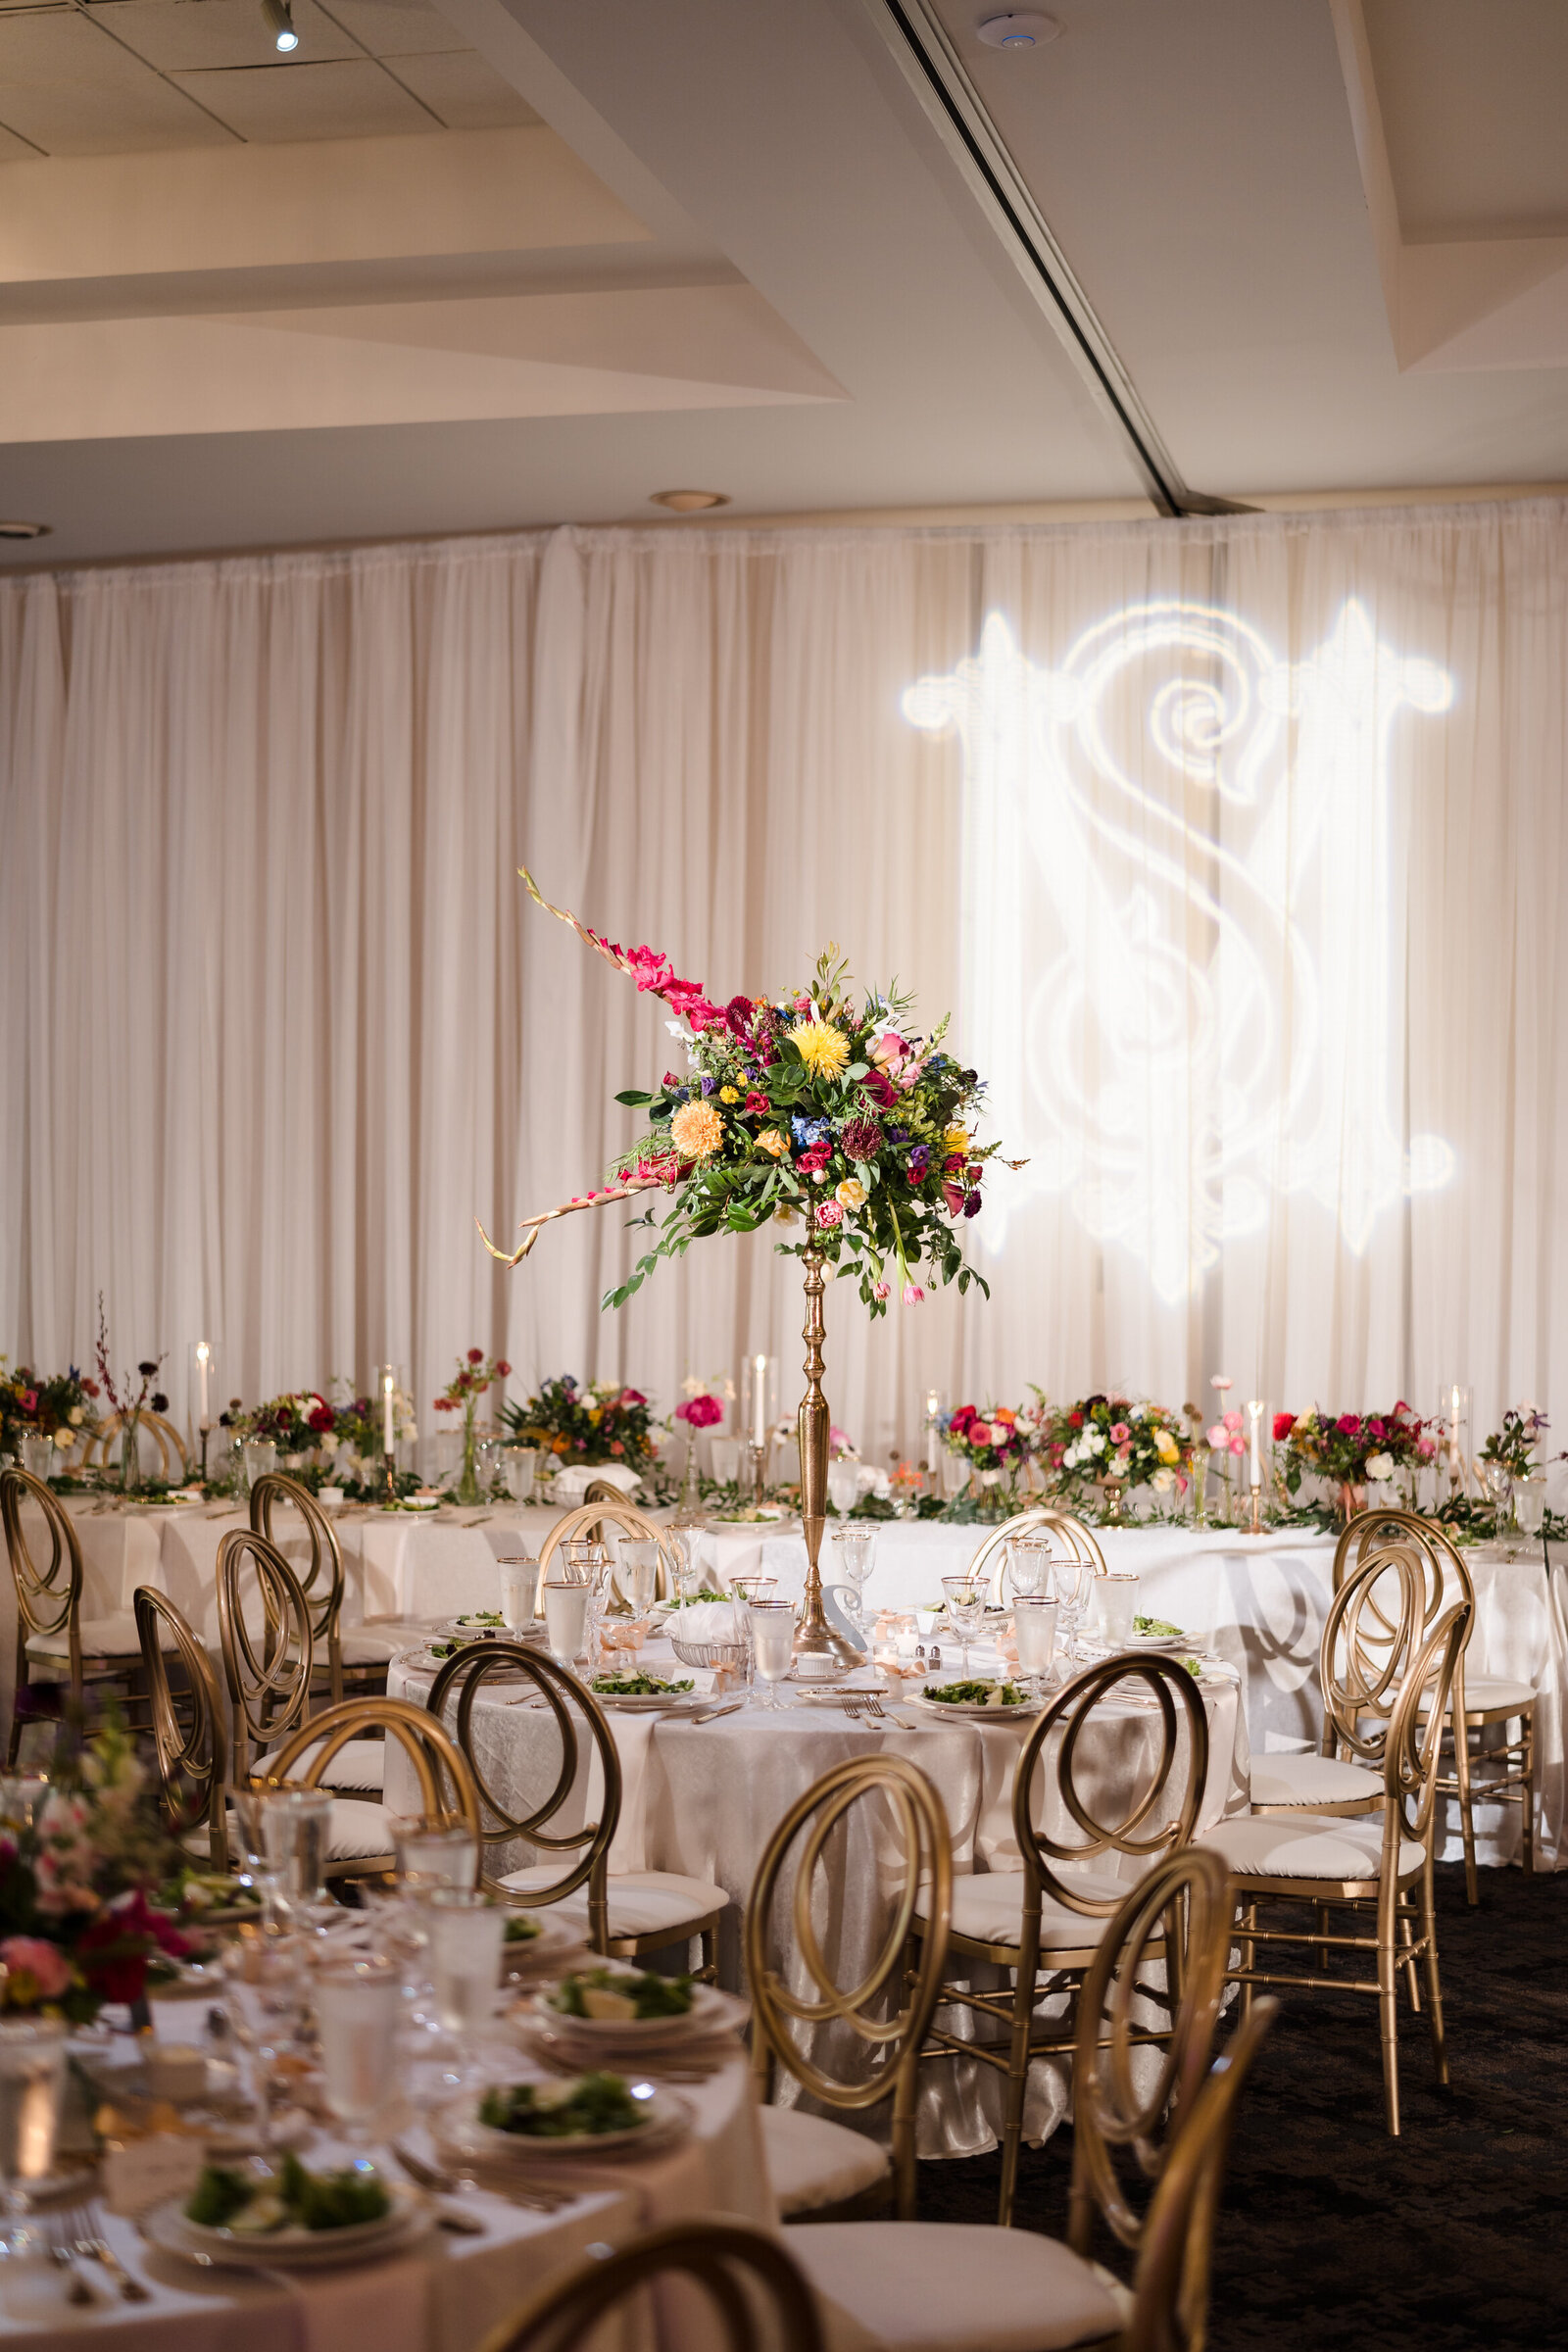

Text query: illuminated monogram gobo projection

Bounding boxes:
[903,601,1454,1301]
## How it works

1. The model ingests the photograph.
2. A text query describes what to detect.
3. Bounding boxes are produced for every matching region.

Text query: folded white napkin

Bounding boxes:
[550,1462,645,1503]
[669,1599,747,1642]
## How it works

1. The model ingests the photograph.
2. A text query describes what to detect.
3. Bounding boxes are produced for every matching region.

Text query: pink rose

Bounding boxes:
[814,1200,844,1229]
[0,1936,73,2003]
[1227,1434,1246,1456]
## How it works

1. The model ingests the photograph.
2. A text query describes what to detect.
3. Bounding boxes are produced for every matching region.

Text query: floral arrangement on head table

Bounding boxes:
[479,873,1018,1317]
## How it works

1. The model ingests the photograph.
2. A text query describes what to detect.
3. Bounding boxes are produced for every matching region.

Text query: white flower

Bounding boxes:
[1365,1451,1395,1483]
[1088,1431,1105,1455]
[1152,1467,1174,1493]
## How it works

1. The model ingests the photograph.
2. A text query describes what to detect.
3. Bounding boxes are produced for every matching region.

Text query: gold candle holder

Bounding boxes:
[1248,1480,1263,1536]
[793,1248,858,1669]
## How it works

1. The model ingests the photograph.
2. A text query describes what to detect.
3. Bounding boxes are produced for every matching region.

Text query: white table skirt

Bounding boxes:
[0,2045,772,2352]
[387,1639,1249,2159]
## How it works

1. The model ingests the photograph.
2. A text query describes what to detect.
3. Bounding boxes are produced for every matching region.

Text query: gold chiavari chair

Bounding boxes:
[427,1640,728,1972]
[539,1500,681,1601]
[249,1473,393,1757]
[261,1696,482,1873]
[1199,1573,1470,2134]
[973,1507,1108,1605]
[0,1466,150,1762]
[784,1852,1278,2352]
[746,1753,952,2222]
[1250,1540,1424,1820]
[915,1652,1210,2226]
[134,1586,229,1871]
[477,2217,825,2352]
[83,1411,192,1484]
[217,1530,396,1882]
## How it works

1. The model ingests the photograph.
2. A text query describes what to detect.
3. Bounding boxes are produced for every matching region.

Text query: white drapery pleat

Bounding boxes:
[3,504,1566,1461]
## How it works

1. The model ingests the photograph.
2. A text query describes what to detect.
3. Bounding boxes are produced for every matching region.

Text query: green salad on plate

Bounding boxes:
[185,2152,390,2234]
[478,2074,649,2138]
[548,1967,694,2021]
[923,1679,1028,1708]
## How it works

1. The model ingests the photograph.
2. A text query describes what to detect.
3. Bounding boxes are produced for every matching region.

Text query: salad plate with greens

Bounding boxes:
[534,1965,728,2049]
[587,1669,700,1711]
[462,2071,678,2156]
[914,1678,1040,1720]
[148,2152,420,2268]
[1124,1614,1193,1652]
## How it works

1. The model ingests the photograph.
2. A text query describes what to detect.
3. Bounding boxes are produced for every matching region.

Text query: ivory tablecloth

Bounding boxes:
[0,2044,771,2352]
[388,1639,1249,2158]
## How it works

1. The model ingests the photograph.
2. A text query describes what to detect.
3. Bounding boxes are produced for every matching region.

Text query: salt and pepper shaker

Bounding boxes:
[929,1644,943,1672]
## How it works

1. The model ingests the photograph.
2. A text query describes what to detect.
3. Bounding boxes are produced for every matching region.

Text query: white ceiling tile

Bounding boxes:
[171,55,438,141]
[387,47,538,129]
[88,0,358,74]
[0,10,235,152]
[317,0,468,62]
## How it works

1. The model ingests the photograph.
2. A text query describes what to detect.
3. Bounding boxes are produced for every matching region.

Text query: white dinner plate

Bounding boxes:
[1118,1631,1194,1653]
[912,1688,1042,1723]
[144,2182,424,2270]
[589,1689,704,1713]
[533,1978,732,2049]
[501,1919,583,1979]
[447,2082,682,2160]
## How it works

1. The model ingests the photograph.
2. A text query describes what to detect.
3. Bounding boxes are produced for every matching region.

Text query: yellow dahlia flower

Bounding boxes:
[670,1100,724,1160]
[791,1016,850,1079]
[757,1127,788,1158]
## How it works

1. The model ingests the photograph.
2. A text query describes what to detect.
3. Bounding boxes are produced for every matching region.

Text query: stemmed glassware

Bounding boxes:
[0,2016,65,2254]
[1053,1556,1096,1664]
[940,1577,987,1678]
[420,1889,506,2087]
[220,1928,305,2150]
[1004,1536,1053,1599]
[747,1599,797,1709]
[829,1528,874,1637]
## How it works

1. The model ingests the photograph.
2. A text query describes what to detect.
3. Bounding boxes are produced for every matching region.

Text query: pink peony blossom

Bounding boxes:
[0,1936,72,2004]
[814,1200,844,1229]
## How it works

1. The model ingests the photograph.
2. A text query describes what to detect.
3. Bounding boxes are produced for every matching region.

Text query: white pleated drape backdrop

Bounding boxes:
[3,502,1566,1463]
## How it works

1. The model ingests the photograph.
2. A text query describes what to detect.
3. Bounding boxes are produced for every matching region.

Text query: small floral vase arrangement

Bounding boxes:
[503,1375,662,1484]
[1276,1404,1436,1523]
[673,1378,729,1507]
[93,1302,168,1495]
[1033,1392,1192,1519]
[0,1723,192,2026]
[433,1350,512,1504]
[942,1404,1033,1504]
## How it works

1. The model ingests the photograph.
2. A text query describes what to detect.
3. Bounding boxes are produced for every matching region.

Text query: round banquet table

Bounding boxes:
[0,2042,772,2352]
[387,1635,1250,2159]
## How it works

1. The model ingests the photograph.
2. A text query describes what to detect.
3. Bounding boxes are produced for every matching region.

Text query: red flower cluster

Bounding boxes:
[675,1394,724,1429]
[76,1888,192,2007]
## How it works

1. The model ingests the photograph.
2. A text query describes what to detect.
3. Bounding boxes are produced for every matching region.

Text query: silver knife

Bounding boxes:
[689,1699,745,1725]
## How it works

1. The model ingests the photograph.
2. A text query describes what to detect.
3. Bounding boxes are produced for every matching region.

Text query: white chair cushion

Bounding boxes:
[1250,1754,1383,1808]
[337,1628,409,1665]
[183,1797,394,1866]
[1202,1813,1424,1883]
[497,1866,727,1941]
[26,1612,163,1664]
[789,2220,1125,2351]
[914,1868,1132,1952]
[256,1739,385,1793]
[760,2106,890,2217]
[1420,1674,1535,1718]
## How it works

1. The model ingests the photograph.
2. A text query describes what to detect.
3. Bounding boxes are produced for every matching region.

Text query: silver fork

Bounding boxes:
[45,2217,93,2304]
[856,1694,886,1721]
[75,2210,151,2301]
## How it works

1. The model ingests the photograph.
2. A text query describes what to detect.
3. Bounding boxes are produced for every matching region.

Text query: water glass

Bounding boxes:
[0,2016,64,2248]
[17,1435,55,1482]
[314,1955,401,2142]
[423,1889,505,2039]
[230,1784,333,1921]
[544,1578,591,1667]
[1516,1474,1548,1542]
[829,1528,874,1631]
[504,1447,538,1503]
[557,1540,601,1586]
[240,1438,277,1498]
[1013,1595,1058,1695]
[1054,1557,1096,1662]
[748,1599,797,1709]
[391,1815,478,1892]
[616,1539,661,1616]
[827,1462,860,1515]
[220,1928,304,2146]
[1098,1571,1141,1645]
[497,1553,540,1629]
[940,1577,987,1676]
[474,1435,505,1494]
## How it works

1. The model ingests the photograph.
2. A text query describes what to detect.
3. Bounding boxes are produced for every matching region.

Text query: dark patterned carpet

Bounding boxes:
[917,1863,1568,2348]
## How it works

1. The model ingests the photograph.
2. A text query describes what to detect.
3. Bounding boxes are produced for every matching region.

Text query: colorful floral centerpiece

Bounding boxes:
[481,871,1014,1664]
[1276,1404,1436,1520]
[503,1374,662,1486]
[943,1403,1033,1497]
[0,1724,192,2024]
[0,1361,98,1464]
[1032,1392,1192,1517]
[433,1349,512,1504]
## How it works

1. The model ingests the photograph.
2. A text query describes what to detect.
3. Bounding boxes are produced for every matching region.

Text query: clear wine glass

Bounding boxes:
[1004,1536,1053,1599]
[829,1529,875,1636]
[747,1599,797,1709]
[220,1927,305,2150]
[940,1577,987,1678]
[1054,1557,1096,1662]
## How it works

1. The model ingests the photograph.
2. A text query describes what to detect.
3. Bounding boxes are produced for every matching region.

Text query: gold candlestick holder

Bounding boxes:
[1248,1480,1263,1535]
[793,1248,858,1669]
[382,1446,398,1503]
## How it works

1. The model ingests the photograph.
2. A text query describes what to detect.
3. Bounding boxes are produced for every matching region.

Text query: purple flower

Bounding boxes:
[963,1192,981,1218]
[701,1076,717,1097]
[906,1145,931,1180]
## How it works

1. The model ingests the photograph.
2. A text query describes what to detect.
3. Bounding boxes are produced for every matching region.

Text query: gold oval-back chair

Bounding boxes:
[1336,1506,1533,1902]
[745,1752,953,2222]
[1250,1540,1426,1823]
[83,1411,192,1484]
[916,1651,1210,2226]
[134,1585,230,1870]
[783,1849,1277,2352]
[248,1470,395,1708]
[973,1507,1108,1604]
[540,1501,680,1603]
[427,1640,728,1972]
[1200,1571,1470,2134]
[476,2217,826,2352]
[216,1527,317,1783]
[0,1465,148,1762]
[261,1695,480,1881]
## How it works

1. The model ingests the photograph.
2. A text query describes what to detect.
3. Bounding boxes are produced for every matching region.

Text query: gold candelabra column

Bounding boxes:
[793,1248,858,1667]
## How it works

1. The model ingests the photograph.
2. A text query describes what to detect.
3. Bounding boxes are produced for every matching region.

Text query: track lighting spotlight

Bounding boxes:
[262,0,299,52]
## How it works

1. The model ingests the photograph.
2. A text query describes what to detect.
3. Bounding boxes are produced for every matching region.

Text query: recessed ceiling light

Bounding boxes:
[262,0,299,52]
[649,489,731,514]
[977,12,1061,49]
[0,520,50,541]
